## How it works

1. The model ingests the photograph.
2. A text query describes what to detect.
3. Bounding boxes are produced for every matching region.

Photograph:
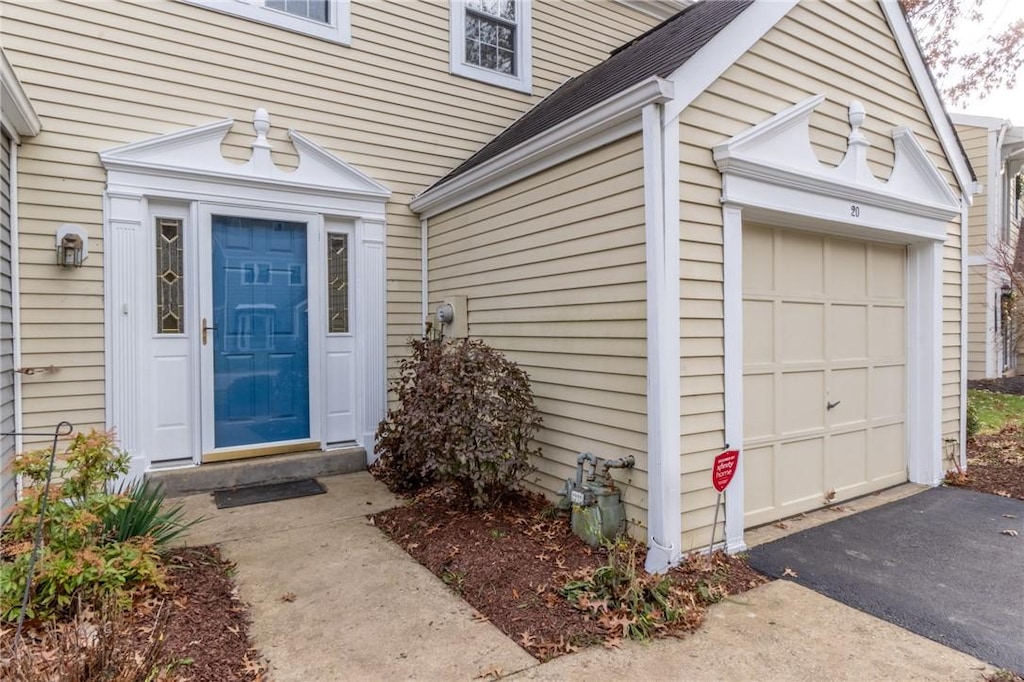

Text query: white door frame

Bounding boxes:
[100,111,391,479]
[712,96,961,552]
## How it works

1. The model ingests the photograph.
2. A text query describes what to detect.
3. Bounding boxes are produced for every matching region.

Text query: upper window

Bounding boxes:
[183,0,351,44]
[450,0,531,93]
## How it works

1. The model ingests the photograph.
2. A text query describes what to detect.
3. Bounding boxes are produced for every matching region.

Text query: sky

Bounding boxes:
[949,0,1024,120]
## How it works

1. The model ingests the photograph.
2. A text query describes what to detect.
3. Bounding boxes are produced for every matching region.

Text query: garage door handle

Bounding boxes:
[827,400,841,411]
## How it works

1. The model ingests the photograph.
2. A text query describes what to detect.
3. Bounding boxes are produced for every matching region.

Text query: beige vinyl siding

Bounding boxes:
[677,0,964,549]
[2,0,659,444]
[427,134,650,534]
[956,123,991,379]
[1,129,15,516]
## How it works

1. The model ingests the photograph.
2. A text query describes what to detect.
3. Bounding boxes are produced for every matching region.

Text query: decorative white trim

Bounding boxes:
[721,203,746,553]
[180,0,351,45]
[449,0,531,94]
[411,77,674,217]
[99,109,390,476]
[644,102,682,573]
[713,97,961,240]
[878,0,972,196]
[906,240,944,485]
[664,1,797,122]
[100,110,390,205]
[0,48,41,140]
[714,98,955,546]
[613,0,690,21]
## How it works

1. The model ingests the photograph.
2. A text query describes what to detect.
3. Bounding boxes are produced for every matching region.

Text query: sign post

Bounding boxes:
[707,448,739,557]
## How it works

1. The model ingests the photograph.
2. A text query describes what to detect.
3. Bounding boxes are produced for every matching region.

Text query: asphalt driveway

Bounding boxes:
[747,486,1024,674]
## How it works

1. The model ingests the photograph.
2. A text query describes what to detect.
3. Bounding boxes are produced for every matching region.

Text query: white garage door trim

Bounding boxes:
[714,96,961,552]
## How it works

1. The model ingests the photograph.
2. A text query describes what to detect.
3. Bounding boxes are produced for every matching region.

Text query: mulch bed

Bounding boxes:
[952,424,1024,501]
[968,377,1024,395]
[2,545,264,682]
[372,487,766,662]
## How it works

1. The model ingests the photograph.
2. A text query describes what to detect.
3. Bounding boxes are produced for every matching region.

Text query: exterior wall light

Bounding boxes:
[56,223,88,268]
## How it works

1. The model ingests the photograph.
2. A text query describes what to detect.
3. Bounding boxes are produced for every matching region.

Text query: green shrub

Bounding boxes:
[104,478,202,550]
[0,430,175,622]
[966,400,980,439]
[375,337,541,507]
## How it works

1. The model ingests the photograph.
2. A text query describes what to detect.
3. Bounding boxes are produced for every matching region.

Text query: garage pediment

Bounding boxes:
[713,95,960,241]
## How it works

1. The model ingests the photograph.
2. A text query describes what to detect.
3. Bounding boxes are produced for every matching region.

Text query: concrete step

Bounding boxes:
[147,447,366,497]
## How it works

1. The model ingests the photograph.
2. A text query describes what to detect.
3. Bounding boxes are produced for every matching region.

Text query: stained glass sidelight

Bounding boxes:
[155,218,184,334]
[327,233,349,333]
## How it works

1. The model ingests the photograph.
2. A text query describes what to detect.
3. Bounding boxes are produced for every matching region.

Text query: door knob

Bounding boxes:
[202,318,217,346]
[827,400,841,411]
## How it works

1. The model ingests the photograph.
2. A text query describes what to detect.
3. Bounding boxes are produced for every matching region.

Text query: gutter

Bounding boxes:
[410,77,674,218]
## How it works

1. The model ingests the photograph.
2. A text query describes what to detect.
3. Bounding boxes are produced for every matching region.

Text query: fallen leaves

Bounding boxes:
[1000,529,1019,537]
[279,592,297,603]
[475,667,505,680]
[823,489,836,504]
[782,567,799,578]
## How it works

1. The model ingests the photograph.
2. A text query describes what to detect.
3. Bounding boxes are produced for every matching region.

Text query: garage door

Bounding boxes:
[742,225,907,528]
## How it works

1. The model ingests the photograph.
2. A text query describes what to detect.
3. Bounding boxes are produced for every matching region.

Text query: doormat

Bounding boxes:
[213,478,327,509]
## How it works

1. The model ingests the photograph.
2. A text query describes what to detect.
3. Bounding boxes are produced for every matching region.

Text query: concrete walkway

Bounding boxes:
[175,472,998,681]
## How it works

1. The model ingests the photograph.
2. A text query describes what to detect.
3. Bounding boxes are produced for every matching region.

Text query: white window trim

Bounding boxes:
[181,0,351,45]
[449,0,532,94]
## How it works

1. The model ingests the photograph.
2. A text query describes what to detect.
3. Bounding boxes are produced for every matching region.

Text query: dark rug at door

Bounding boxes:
[214,478,327,509]
[746,487,1024,674]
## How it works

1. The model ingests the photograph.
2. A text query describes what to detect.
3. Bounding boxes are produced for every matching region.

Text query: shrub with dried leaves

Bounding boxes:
[374,338,541,508]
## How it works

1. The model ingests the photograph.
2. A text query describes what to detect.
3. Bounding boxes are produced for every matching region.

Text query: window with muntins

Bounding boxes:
[450,0,531,93]
[183,0,350,44]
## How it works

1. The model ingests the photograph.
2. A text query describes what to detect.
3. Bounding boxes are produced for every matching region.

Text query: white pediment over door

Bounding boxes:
[712,95,961,241]
[99,108,391,202]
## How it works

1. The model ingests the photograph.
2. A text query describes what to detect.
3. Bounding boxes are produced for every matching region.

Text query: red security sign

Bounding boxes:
[712,450,739,492]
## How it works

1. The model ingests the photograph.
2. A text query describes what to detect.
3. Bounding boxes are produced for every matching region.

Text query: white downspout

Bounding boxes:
[10,138,24,499]
[960,192,970,471]
[643,102,682,573]
[420,217,428,335]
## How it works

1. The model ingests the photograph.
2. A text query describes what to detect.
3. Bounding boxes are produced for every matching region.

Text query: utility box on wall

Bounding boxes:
[436,294,468,339]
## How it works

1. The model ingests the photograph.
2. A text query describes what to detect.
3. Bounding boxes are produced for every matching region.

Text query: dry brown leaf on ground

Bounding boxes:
[279,592,297,602]
[475,666,504,679]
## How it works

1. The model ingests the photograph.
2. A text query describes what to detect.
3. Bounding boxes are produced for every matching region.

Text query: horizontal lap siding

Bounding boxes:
[678,0,963,550]
[2,0,658,446]
[956,123,993,379]
[428,135,650,534]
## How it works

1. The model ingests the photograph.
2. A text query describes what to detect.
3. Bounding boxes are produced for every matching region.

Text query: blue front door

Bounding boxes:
[212,216,310,448]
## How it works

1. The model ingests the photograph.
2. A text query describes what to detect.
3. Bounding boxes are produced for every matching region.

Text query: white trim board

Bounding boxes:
[99,109,390,480]
[0,49,41,140]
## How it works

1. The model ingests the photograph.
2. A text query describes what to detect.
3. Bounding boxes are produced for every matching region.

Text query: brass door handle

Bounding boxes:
[202,318,217,346]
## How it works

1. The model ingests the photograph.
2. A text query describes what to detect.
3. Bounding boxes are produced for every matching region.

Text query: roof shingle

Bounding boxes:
[429,0,754,190]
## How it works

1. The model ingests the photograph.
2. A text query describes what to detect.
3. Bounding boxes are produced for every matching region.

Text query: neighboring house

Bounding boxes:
[0,49,41,518]
[1,0,972,566]
[952,114,1024,380]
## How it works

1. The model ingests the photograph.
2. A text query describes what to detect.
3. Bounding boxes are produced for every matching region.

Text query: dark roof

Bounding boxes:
[428,0,754,190]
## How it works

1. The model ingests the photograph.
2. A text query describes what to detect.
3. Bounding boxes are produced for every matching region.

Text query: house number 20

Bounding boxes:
[850,204,861,217]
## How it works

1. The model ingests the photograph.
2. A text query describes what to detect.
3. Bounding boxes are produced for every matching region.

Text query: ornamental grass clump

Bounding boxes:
[375,337,541,508]
[0,429,194,622]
